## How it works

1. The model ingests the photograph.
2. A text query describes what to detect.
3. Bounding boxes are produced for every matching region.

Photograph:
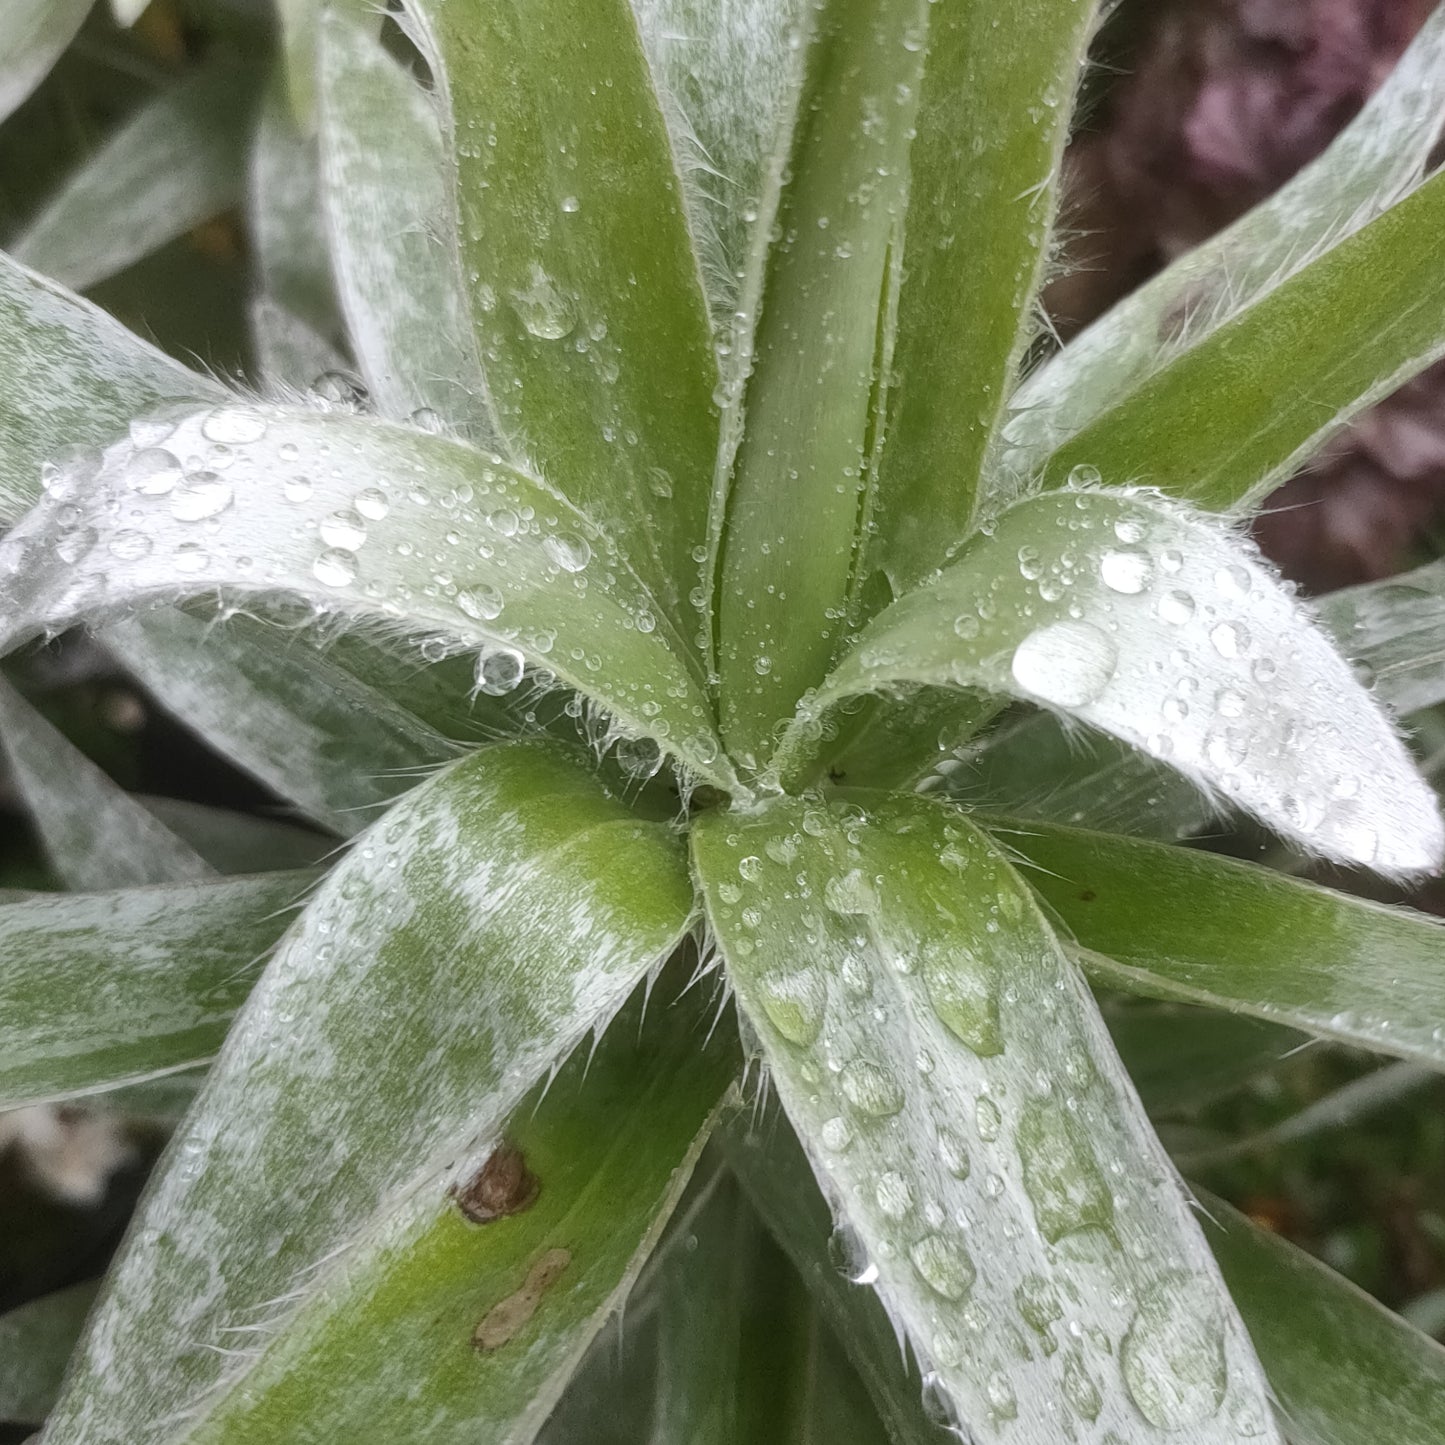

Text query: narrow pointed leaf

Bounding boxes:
[0,402,731,788]
[793,487,1442,873]
[0,253,222,522]
[45,739,696,1443]
[101,609,458,835]
[0,1280,101,1426]
[0,871,312,1108]
[1005,4,1445,475]
[695,793,1280,1444]
[318,9,496,442]
[13,63,258,294]
[994,817,1445,1071]
[1199,1191,1445,1445]
[0,675,213,890]
[413,0,720,632]
[716,0,921,761]
[1036,169,1445,511]
[867,0,1099,592]
[1,0,92,124]
[178,985,735,1445]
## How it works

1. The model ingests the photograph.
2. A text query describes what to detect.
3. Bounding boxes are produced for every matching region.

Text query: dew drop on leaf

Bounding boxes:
[456,583,504,621]
[1010,621,1117,707]
[937,1128,971,1180]
[820,1115,854,1152]
[874,1171,914,1220]
[543,532,591,573]
[1157,589,1195,625]
[757,969,826,1046]
[320,509,368,550]
[1017,1095,1115,1242]
[908,1233,975,1301]
[312,548,358,588]
[921,945,1002,1056]
[474,648,525,696]
[974,1095,1002,1142]
[353,487,390,521]
[1099,549,1152,594]
[839,1059,904,1117]
[986,1372,1018,1420]
[824,868,878,915]
[200,407,268,445]
[121,448,182,495]
[1121,1274,1229,1429]
[1063,1352,1103,1421]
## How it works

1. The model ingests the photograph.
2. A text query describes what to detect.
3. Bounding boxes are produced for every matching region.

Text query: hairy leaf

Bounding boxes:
[0,675,213,890]
[0,253,222,522]
[0,1280,101,1426]
[1037,169,1445,511]
[867,0,1099,592]
[1004,4,1445,477]
[12,63,258,294]
[1,0,92,124]
[102,609,457,836]
[0,872,311,1108]
[997,818,1445,1070]
[695,793,1279,1444]
[412,0,720,634]
[45,740,696,1443]
[716,0,921,762]
[793,488,1442,873]
[318,9,495,441]
[0,402,731,788]
[1200,1192,1445,1445]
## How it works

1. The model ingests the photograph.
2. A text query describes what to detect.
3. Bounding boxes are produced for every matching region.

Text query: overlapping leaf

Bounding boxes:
[1,0,93,124]
[45,739,697,1443]
[791,487,1442,873]
[695,792,1281,1443]
[0,1281,101,1428]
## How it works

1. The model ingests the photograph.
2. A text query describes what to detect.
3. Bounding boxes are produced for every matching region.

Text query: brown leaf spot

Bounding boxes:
[452,1142,540,1224]
[472,1247,571,1353]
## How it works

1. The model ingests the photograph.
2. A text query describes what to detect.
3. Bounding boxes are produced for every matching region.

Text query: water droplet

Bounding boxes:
[456,583,504,621]
[909,1234,975,1301]
[1158,589,1195,625]
[1016,1275,1062,1336]
[201,407,267,444]
[121,448,182,495]
[922,946,1002,1056]
[354,487,390,520]
[1099,549,1152,594]
[757,968,826,1046]
[1067,464,1102,487]
[320,508,368,550]
[1121,1274,1229,1428]
[840,1059,904,1118]
[169,472,232,521]
[975,1096,1002,1142]
[509,263,576,340]
[828,1227,877,1284]
[1017,1096,1114,1242]
[559,195,580,213]
[544,532,591,572]
[937,1129,971,1180]
[1063,1352,1102,1421]
[108,530,152,561]
[1209,621,1249,658]
[954,613,981,640]
[1214,564,1251,597]
[821,1116,854,1152]
[1011,621,1117,708]
[985,1372,1018,1420]
[475,648,525,696]
[312,548,358,588]
[1113,516,1147,544]
[409,407,445,434]
[824,869,878,915]
[875,1171,914,1220]
[174,542,209,574]
[285,475,313,503]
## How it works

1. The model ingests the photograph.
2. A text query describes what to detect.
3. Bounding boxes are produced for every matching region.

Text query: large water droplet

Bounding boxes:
[875,1171,914,1220]
[121,448,182,495]
[839,1059,904,1118]
[985,1372,1018,1420]
[543,532,591,573]
[1099,549,1152,594]
[1011,621,1117,708]
[757,968,826,1046]
[1063,1352,1102,1421]
[509,264,576,340]
[937,1129,971,1180]
[475,648,525,696]
[169,471,233,522]
[820,1116,854,1152]
[824,868,879,915]
[1017,1096,1114,1242]
[974,1096,1002,1142]
[201,407,268,444]
[909,1233,975,1301]
[320,508,368,550]
[1016,1275,1062,1336]
[456,583,504,621]
[354,487,390,521]
[312,548,358,587]
[1121,1274,1229,1428]
[922,944,1002,1056]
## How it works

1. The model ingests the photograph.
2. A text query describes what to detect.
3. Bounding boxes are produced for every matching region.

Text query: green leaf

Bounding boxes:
[0,674,213,890]
[1035,169,1445,511]
[0,1280,101,1426]
[101,609,458,836]
[1198,1191,1445,1445]
[994,817,1445,1070]
[136,795,334,874]
[12,62,258,294]
[793,487,1441,873]
[412,0,720,634]
[1004,4,1445,479]
[694,792,1280,1443]
[181,983,735,1445]
[865,0,1099,594]
[716,0,921,763]
[317,9,496,442]
[45,739,698,1442]
[723,1113,953,1445]
[1,0,92,125]
[1319,558,1445,716]
[0,402,731,788]
[0,252,222,522]
[0,871,311,1108]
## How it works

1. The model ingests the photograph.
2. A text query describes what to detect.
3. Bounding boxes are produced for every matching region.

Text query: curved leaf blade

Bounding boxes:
[0,402,730,788]
[0,1280,101,1427]
[694,793,1281,1444]
[1199,1191,1445,1445]
[797,488,1442,873]
[994,817,1445,1071]
[413,0,720,634]
[0,253,221,522]
[0,872,312,1109]
[1,0,92,124]
[44,739,697,1444]
[12,63,258,294]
